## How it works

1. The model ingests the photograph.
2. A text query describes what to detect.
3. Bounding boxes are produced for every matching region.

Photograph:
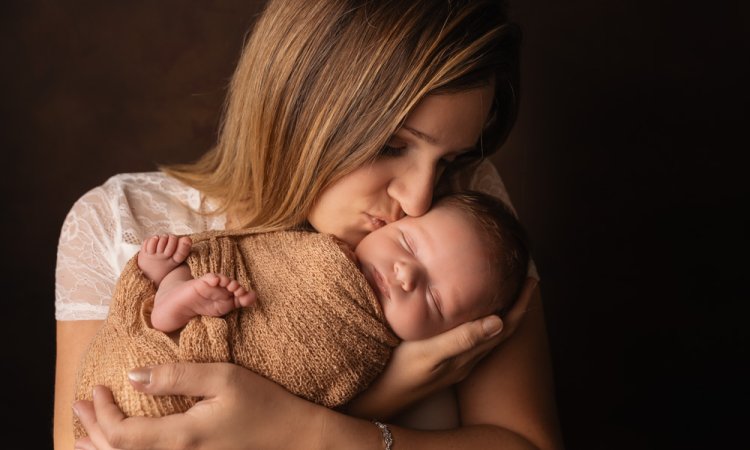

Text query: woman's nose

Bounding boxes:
[388,164,435,217]
[393,261,418,292]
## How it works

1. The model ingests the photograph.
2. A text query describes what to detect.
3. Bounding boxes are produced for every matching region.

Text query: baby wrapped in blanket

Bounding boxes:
[74,192,529,438]
[75,230,397,435]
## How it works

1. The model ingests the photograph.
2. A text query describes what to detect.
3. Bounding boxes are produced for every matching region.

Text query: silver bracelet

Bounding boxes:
[373,421,393,450]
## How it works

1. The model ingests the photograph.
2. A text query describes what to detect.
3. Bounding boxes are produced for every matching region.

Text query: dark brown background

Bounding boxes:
[2,1,747,448]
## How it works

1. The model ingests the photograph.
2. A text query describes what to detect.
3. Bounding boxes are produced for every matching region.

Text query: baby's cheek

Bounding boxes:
[414,310,442,340]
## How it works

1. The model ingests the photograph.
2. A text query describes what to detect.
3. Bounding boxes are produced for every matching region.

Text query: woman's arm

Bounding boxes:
[310,287,563,450]
[458,288,564,450]
[74,363,545,450]
[53,181,128,449]
[55,320,104,450]
[74,280,563,450]
[75,353,557,450]
[331,287,563,449]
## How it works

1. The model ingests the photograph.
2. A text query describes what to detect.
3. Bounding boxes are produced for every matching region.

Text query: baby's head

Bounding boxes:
[354,191,529,340]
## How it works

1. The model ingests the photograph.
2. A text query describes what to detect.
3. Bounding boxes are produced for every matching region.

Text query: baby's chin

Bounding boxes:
[359,262,387,308]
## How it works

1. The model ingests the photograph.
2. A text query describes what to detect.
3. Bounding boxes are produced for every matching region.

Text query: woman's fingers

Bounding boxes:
[92,386,127,426]
[347,313,512,418]
[424,315,504,362]
[74,436,97,450]
[75,385,190,450]
[75,363,323,449]
[69,284,540,450]
[127,362,233,397]
[450,277,539,362]
[418,277,540,378]
[423,278,538,362]
[73,396,119,450]
[90,386,144,449]
[345,281,540,420]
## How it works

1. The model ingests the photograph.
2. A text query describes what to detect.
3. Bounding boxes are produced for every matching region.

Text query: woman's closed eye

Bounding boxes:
[379,144,407,158]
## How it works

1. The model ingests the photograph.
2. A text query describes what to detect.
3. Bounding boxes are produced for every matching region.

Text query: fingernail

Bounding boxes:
[482,316,503,337]
[72,403,80,418]
[128,367,152,385]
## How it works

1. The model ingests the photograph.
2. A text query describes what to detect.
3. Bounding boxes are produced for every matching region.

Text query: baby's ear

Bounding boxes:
[489,290,509,319]
[490,290,514,318]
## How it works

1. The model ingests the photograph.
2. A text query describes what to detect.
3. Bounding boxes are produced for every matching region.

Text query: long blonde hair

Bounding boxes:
[164,0,520,231]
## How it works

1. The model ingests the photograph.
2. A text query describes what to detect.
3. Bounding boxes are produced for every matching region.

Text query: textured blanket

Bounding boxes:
[74,230,399,438]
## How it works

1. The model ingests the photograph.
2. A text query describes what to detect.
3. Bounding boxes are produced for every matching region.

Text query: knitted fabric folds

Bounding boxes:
[74,230,399,438]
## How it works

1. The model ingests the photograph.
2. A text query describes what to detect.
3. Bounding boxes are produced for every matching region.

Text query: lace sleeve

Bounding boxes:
[55,185,121,321]
[458,159,540,280]
[55,172,225,320]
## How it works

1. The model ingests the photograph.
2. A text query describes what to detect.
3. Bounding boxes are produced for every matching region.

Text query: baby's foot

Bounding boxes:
[151,273,256,332]
[137,235,192,284]
[189,273,256,316]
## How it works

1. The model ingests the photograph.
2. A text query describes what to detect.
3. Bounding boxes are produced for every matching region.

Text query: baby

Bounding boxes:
[143,191,529,341]
[74,191,529,436]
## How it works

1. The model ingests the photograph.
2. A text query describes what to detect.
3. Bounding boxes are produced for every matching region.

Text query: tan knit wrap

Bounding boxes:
[74,230,399,438]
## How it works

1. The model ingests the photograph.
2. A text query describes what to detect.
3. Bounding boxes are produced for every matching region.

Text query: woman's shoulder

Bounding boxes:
[449,159,513,207]
[95,171,201,207]
[74,171,215,232]
[56,171,224,321]
[62,170,223,270]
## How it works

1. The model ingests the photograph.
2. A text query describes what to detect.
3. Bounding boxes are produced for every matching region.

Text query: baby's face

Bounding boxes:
[354,203,497,340]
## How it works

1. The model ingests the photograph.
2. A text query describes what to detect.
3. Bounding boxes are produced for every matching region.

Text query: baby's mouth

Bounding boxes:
[370,265,391,301]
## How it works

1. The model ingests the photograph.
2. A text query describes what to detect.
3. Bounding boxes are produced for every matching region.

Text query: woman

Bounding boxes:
[55,1,564,448]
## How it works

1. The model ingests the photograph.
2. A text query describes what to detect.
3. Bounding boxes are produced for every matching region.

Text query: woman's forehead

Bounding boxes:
[402,84,496,149]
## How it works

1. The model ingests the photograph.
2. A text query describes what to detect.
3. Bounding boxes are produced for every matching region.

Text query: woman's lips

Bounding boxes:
[370,265,391,301]
[367,214,387,230]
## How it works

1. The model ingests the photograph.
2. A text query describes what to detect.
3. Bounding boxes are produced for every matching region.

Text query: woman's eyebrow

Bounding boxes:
[403,125,438,145]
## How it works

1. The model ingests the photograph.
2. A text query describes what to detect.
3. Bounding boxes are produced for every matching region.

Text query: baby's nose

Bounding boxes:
[394,261,417,292]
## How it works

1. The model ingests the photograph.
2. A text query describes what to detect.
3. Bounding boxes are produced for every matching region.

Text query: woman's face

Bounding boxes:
[307,83,496,247]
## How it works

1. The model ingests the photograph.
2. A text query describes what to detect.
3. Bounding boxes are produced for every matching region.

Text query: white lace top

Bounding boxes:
[55,160,532,321]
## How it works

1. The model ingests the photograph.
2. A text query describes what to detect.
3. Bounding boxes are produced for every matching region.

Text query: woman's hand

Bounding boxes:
[345,277,538,419]
[71,278,539,449]
[73,363,324,450]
